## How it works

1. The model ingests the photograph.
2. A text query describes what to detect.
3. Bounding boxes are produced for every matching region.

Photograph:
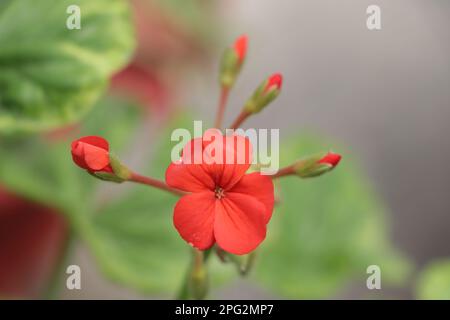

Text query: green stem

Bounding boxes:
[176,248,212,300]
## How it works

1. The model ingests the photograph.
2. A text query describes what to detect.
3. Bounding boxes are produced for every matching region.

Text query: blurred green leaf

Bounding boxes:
[0,97,212,295]
[154,0,217,44]
[416,260,450,300]
[0,0,134,133]
[88,185,189,294]
[253,135,411,298]
[0,97,142,214]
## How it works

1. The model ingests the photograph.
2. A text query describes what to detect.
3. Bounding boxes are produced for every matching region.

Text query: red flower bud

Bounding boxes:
[220,35,248,89]
[71,136,112,173]
[264,73,283,93]
[318,152,342,167]
[292,151,342,178]
[233,34,248,63]
[244,73,283,114]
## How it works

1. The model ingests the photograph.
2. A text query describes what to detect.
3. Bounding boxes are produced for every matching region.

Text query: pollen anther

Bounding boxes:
[215,187,225,199]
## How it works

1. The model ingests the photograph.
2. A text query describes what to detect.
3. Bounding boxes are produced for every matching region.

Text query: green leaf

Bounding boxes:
[154,0,217,45]
[254,134,411,298]
[416,260,450,300]
[0,97,142,214]
[88,186,188,293]
[0,0,135,133]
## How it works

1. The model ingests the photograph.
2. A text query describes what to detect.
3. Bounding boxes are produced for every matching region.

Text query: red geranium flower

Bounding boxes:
[71,136,112,173]
[165,130,274,255]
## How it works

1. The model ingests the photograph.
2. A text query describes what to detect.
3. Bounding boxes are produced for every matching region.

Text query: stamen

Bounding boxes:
[215,187,225,199]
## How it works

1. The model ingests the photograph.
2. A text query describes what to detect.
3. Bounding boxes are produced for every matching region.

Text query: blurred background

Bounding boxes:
[0,0,449,299]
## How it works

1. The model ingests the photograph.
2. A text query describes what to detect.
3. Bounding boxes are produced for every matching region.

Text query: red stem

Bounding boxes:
[272,165,295,179]
[214,87,230,129]
[229,110,251,130]
[129,172,185,196]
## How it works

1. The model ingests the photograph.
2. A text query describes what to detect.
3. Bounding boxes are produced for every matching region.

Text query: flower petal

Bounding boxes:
[173,192,216,250]
[201,133,252,190]
[71,136,111,172]
[220,134,252,189]
[165,161,215,192]
[71,141,89,169]
[78,136,109,150]
[166,137,216,192]
[229,172,274,223]
[166,132,253,192]
[83,143,110,171]
[214,193,266,255]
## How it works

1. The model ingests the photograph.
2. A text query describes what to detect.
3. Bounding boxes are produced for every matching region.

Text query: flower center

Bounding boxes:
[215,187,225,199]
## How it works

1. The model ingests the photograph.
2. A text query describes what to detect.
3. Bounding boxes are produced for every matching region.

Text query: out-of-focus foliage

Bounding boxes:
[0,0,134,133]
[153,0,216,43]
[254,136,411,298]
[416,259,450,299]
[0,98,139,211]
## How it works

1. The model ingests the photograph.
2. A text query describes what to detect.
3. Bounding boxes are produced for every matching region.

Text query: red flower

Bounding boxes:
[233,34,248,63]
[318,152,342,167]
[165,130,274,255]
[71,136,112,173]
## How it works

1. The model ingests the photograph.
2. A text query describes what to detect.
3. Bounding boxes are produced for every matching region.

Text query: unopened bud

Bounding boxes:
[244,73,283,114]
[293,152,342,178]
[219,35,248,89]
[71,136,131,183]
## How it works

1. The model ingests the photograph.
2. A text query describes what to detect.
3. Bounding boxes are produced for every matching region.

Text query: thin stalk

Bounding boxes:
[129,172,185,196]
[229,110,251,130]
[272,165,295,179]
[176,248,212,300]
[214,87,230,129]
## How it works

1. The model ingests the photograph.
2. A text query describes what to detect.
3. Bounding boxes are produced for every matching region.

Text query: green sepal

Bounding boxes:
[85,154,130,183]
[215,248,257,276]
[219,48,241,89]
[110,154,131,180]
[88,171,125,183]
[244,80,281,114]
[228,252,257,276]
